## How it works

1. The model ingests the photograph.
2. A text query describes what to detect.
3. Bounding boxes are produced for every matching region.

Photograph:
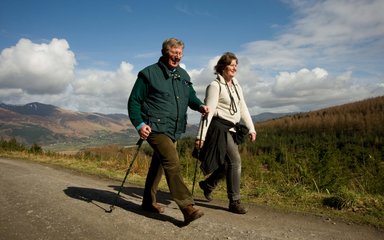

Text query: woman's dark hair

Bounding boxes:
[214,52,238,75]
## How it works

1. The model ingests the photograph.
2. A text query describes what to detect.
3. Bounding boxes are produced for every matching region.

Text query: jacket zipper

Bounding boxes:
[172,77,179,137]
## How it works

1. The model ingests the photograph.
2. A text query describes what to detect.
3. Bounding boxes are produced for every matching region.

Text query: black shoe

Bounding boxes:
[199,181,213,202]
[229,200,247,214]
[141,203,165,214]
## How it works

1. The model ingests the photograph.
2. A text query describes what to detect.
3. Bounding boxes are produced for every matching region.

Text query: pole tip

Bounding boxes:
[105,205,114,213]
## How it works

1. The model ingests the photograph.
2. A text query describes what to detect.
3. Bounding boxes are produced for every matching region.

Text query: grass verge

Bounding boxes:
[1,150,383,229]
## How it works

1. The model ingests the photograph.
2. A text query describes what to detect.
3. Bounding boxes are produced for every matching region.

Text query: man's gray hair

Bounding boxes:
[161,38,184,56]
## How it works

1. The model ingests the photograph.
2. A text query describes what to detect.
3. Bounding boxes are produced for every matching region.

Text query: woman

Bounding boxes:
[195,52,256,214]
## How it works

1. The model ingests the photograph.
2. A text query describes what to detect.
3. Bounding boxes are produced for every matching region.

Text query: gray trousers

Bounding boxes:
[204,132,242,201]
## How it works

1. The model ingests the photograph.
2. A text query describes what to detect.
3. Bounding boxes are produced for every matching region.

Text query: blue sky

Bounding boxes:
[1,0,383,123]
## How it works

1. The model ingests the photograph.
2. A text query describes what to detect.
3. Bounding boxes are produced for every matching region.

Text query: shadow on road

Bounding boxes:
[63,186,187,227]
[63,184,228,227]
[194,199,228,212]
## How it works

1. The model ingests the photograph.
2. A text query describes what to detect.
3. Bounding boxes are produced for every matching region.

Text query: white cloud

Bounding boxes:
[74,62,135,96]
[273,68,330,97]
[187,55,219,97]
[244,0,384,73]
[0,38,138,114]
[287,0,384,46]
[69,62,137,113]
[0,38,76,94]
[1,0,383,119]
[228,0,384,115]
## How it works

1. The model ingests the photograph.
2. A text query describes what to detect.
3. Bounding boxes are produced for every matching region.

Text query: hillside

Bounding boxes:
[256,95,384,134]
[244,95,384,196]
[0,102,294,151]
[0,102,137,150]
[1,96,382,151]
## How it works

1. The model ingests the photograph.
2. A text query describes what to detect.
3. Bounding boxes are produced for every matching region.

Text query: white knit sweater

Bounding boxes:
[197,74,256,141]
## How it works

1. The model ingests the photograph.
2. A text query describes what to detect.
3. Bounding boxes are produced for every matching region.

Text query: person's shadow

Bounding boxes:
[63,185,188,227]
[64,184,228,227]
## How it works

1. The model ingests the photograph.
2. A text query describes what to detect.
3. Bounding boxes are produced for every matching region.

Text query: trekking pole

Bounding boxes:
[191,116,207,196]
[106,138,144,213]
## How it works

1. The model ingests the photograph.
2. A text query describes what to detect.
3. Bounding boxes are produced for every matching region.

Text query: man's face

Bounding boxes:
[165,46,183,69]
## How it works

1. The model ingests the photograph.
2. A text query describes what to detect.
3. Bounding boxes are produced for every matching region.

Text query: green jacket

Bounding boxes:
[128,59,203,140]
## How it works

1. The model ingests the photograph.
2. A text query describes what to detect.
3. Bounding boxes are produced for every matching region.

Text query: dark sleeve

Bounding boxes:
[188,83,204,111]
[127,72,148,128]
[177,66,203,111]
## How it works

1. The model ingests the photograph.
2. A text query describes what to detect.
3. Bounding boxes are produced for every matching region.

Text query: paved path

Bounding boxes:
[0,158,383,240]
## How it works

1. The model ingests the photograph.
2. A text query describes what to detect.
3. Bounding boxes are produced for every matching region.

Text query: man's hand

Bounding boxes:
[139,124,152,140]
[195,139,204,149]
[199,105,209,116]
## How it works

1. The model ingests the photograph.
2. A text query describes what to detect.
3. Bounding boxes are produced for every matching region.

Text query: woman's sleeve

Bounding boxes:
[196,82,220,140]
[238,85,256,133]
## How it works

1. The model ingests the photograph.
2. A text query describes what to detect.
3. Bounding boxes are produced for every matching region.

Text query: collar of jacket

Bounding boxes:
[157,57,182,80]
[216,74,239,86]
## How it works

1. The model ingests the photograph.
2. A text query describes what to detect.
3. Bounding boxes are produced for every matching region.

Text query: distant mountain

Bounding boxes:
[2,102,292,150]
[251,112,296,123]
[0,102,137,151]
[4,97,378,152]
[0,102,58,117]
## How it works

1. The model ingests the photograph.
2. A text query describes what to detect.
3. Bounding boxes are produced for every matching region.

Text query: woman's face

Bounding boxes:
[223,59,237,79]
[165,46,183,69]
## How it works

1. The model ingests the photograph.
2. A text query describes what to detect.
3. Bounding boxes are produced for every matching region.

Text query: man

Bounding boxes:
[128,37,208,225]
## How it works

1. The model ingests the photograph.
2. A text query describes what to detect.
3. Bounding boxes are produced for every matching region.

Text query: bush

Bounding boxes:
[29,143,43,154]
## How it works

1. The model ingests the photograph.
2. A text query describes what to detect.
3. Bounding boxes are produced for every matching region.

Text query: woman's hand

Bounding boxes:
[249,132,257,142]
[195,139,204,149]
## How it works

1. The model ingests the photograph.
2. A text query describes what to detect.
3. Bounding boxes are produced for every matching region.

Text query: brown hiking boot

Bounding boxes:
[228,200,247,214]
[181,205,204,225]
[141,203,165,214]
